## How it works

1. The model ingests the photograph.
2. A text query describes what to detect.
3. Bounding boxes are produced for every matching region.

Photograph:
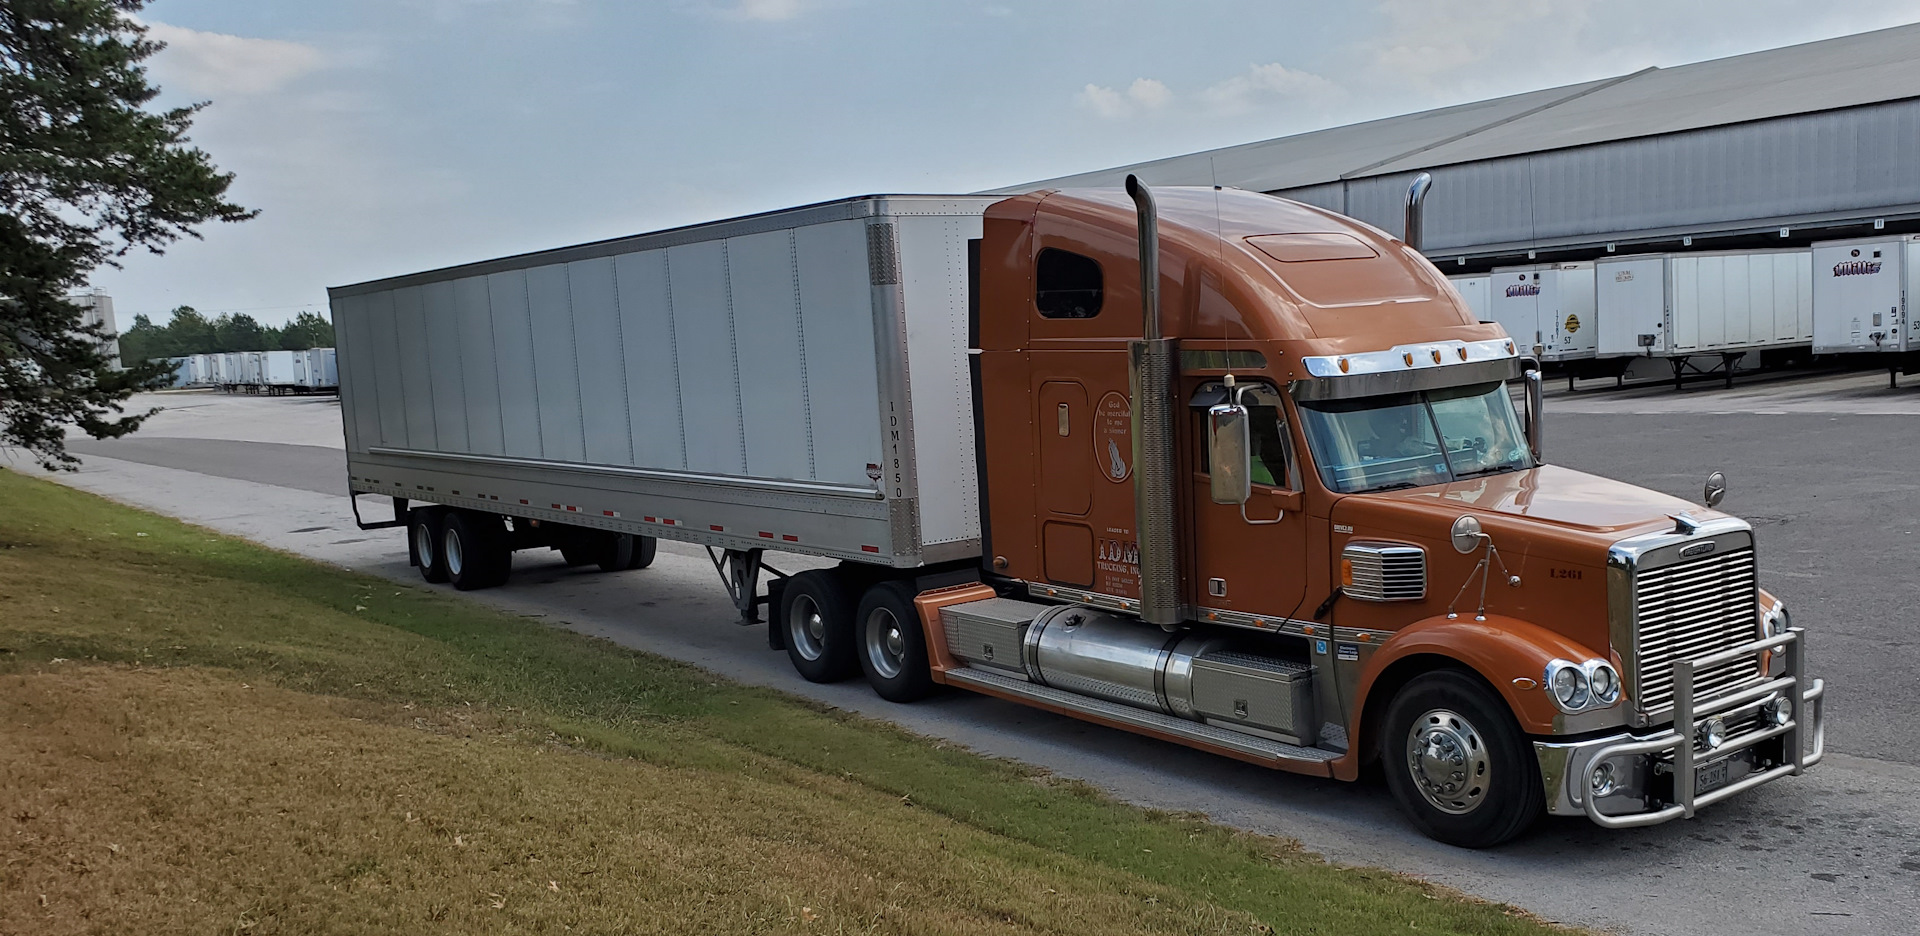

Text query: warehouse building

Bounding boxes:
[991,23,1920,271]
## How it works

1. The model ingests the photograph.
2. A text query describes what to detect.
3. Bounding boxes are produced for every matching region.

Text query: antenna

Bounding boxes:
[1210,157,1234,387]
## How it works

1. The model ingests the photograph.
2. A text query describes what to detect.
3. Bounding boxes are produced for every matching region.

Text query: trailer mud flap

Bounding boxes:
[352,493,409,531]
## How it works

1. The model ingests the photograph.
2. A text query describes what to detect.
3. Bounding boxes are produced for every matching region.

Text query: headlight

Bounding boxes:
[1545,658,1620,713]
[1586,661,1620,705]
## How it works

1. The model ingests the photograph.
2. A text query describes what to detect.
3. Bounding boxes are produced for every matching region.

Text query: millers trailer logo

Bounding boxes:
[1504,282,1541,297]
[1833,248,1883,277]
[1832,260,1884,277]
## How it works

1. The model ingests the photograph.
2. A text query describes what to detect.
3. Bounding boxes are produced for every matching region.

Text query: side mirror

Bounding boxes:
[1209,401,1253,506]
[1522,364,1544,462]
[1704,470,1727,508]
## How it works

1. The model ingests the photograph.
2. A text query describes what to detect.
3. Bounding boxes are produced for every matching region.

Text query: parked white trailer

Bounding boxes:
[262,349,300,389]
[1595,249,1813,387]
[331,195,994,598]
[1446,273,1491,324]
[1811,236,1912,355]
[1483,262,1597,363]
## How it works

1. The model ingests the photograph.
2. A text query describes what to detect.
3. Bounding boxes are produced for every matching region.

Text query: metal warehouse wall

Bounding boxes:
[1276,98,1920,261]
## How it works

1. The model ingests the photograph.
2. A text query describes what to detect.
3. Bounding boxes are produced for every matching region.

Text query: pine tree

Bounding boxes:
[1,0,254,469]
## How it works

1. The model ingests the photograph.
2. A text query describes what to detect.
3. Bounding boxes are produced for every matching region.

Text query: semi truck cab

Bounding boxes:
[914,181,1824,847]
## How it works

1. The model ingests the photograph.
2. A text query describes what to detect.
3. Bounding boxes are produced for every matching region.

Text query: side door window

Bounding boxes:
[1193,382,1296,490]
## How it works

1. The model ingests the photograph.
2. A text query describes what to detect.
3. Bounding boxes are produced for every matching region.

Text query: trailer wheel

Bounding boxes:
[781,570,858,683]
[855,580,935,702]
[443,511,512,591]
[558,545,594,567]
[597,533,656,573]
[411,507,448,584]
[1380,669,1541,848]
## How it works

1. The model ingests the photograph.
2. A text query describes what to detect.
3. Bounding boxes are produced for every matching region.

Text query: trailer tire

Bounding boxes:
[443,511,512,591]
[855,580,936,702]
[1380,669,1541,849]
[411,507,449,584]
[782,570,858,683]
[595,533,657,572]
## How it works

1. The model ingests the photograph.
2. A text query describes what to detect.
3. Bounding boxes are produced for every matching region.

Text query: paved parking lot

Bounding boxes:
[32,371,1920,935]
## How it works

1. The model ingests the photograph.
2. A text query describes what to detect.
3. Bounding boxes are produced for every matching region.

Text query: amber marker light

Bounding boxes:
[1340,558,1355,587]
[1338,357,1350,373]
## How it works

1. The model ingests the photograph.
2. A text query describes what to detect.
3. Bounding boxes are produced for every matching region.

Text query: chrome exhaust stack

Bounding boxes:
[1404,172,1433,252]
[1124,175,1183,628]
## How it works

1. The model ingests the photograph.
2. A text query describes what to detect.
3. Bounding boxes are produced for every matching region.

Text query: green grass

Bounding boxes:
[0,467,1569,934]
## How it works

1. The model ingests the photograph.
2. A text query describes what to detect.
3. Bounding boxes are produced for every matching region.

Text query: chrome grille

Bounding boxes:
[1633,547,1759,712]
[1342,542,1426,601]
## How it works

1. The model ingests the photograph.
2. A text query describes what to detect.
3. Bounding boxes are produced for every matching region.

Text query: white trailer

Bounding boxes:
[1811,236,1912,354]
[1483,262,1597,364]
[332,195,994,609]
[261,349,300,391]
[314,348,338,388]
[1446,273,1491,324]
[1595,249,1813,388]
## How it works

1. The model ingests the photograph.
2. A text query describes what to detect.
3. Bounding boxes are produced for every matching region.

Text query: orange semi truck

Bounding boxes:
[333,178,1824,847]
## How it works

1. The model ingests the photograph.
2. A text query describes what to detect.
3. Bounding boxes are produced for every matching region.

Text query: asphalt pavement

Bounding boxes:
[19,377,1920,936]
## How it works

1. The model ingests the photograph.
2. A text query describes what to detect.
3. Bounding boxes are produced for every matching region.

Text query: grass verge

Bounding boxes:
[0,468,1568,934]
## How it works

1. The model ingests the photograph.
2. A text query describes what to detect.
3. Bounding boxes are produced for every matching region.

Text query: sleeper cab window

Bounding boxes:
[1035,248,1102,319]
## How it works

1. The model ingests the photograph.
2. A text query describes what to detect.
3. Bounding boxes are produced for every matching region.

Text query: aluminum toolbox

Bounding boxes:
[329,195,997,567]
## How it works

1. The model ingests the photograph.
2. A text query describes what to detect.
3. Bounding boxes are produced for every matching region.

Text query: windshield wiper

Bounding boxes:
[1452,465,1521,480]
[1365,481,1422,492]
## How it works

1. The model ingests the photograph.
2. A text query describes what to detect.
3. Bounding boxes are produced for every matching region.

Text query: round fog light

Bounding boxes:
[1697,717,1727,751]
[1590,760,1618,798]
[1763,696,1793,727]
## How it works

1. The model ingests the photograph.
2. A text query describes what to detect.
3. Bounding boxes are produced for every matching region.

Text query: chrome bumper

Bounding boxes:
[1535,628,1825,827]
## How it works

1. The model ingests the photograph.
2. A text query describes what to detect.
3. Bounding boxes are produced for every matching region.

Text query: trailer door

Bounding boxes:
[1486,270,1542,355]
[1813,240,1902,353]
[1596,257,1666,356]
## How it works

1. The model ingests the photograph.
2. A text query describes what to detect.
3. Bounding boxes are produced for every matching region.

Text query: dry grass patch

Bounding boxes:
[2,665,1260,935]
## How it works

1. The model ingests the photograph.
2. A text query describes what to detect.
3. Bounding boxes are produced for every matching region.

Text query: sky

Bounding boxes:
[94,0,1920,330]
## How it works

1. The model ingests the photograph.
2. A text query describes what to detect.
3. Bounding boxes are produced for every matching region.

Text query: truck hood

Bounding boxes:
[1354,464,1719,537]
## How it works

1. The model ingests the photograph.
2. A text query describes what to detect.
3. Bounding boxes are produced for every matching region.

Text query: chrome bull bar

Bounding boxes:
[1579,627,1824,828]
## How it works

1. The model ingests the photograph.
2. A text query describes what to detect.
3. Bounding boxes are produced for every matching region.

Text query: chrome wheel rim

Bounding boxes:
[1405,708,1490,815]
[789,594,826,662]
[443,527,465,577]
[865,607,905,680]
[414,522,435,569]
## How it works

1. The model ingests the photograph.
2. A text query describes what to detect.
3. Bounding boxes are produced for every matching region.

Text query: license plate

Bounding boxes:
[1695,759,1730,794]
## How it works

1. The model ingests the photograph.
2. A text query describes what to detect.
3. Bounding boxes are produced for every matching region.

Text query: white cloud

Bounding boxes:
[1077,77,1175,119]
[141,20,328,98]
[1199,62,1340,114]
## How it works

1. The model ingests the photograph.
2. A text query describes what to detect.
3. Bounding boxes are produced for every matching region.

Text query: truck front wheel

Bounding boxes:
[855,580,935,702]
[782,570,858,683]
[1380,669,1542,848]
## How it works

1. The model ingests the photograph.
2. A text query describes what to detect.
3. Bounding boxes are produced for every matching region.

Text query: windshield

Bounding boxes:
[1296,382,1534,493]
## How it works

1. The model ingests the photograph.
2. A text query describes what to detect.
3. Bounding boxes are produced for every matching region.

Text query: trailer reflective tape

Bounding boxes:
[603,510,620,518]
[643,516,656,522]
[710,524,725,532]
[520,499,530,505]
[861,545,880,553]
[758,532,774,539]
[782,534,799,542]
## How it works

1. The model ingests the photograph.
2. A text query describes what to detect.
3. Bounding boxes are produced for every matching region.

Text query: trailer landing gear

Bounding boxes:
[707,547,788,624]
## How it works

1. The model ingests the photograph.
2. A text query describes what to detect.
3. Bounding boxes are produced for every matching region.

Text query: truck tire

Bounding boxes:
[443,511,512,591]
[855,580,936,702]
[595,533,656,573]
[411,507,448,584]
[781,570,858,683]
[1380,669,1542,849]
